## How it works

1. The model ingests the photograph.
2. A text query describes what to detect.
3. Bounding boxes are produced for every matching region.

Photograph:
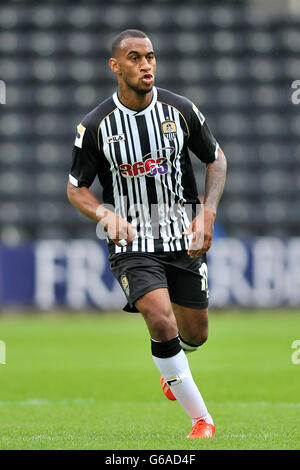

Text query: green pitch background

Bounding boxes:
[0,311,299,450]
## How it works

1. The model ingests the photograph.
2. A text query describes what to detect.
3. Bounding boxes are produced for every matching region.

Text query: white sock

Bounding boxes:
[179,334,201,353]
[152,345,213,425]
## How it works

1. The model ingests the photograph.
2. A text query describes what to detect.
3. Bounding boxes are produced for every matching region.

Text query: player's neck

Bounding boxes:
[117,84,153,112]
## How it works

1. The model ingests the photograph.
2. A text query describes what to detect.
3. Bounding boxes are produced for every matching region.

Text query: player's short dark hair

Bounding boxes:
[111,29,149,57]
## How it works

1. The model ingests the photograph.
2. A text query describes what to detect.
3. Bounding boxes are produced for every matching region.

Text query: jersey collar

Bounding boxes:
[113,86,157,116]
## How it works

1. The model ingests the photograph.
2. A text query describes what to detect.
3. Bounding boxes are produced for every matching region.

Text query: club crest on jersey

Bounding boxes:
[74,123,86,149]
[107,134,126,144]
[161,120,177,140]
[120,274,130,296]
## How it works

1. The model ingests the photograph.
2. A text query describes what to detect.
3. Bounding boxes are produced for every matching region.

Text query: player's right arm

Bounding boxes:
[67,122,136,246]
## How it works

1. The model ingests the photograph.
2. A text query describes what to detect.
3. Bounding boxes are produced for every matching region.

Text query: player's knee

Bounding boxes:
[152,315,175,339]
[187,317,209,347]
[142,308,176,342]
[193,329,208,346]
[197,331,208,346]
[180,330,208,351]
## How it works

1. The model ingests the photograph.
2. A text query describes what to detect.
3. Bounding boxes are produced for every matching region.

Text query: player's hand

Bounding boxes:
[99,210,136,247]
[183,207,216,258]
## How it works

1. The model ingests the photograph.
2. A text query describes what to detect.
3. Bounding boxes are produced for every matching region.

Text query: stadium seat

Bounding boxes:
[0,0,299,240]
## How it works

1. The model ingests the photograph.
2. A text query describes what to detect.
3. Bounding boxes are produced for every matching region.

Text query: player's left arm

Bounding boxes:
[183,102,227,257]
[183,147,227,258]
[201,146,227,252]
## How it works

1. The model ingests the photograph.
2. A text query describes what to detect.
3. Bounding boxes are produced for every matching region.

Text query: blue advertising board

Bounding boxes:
[0,238,300,310]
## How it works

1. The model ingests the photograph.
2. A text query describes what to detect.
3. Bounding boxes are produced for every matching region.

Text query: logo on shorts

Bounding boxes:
[161,119,177,140]
[199,262,208,292]
[120,274,130,297]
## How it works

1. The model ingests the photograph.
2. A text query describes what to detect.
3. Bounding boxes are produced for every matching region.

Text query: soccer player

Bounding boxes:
[67,29,227,438]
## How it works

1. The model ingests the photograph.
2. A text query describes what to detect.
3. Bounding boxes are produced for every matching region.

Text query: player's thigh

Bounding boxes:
[171,302,208,346]
[110,252,168,313]
[135,288,178,342]
[166,253,209,319]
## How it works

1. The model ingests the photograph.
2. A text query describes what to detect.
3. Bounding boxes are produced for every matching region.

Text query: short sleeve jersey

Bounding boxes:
[69,86,219,254]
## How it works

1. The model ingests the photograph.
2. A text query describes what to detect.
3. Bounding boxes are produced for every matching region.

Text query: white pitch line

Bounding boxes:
[0,399,299,408]
[0,398,96,406]
[209,401,300,408]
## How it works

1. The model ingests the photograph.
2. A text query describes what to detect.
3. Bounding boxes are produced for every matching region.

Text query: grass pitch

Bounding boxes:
[0,310,299,450]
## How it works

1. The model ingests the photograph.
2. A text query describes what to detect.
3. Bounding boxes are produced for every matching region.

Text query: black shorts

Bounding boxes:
[109,250,209,313]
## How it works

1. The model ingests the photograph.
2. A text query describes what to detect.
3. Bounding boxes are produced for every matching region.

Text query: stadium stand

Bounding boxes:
[0,0,299,242]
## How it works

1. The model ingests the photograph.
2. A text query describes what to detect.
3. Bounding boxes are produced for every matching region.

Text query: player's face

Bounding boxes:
[111,37,156,95]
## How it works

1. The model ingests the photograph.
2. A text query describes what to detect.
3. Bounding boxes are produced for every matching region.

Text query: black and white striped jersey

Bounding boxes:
[69,86,219,254]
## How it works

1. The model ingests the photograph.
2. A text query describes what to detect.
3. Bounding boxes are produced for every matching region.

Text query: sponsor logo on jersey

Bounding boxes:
[161,119,177,140]
[119,157,168,178]
[74,123,86,148]
[119,146,174,179]
[107,134,126,144]
[120,274,130,296]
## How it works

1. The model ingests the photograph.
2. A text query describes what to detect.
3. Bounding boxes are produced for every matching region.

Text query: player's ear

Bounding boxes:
[109,57,120,75]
